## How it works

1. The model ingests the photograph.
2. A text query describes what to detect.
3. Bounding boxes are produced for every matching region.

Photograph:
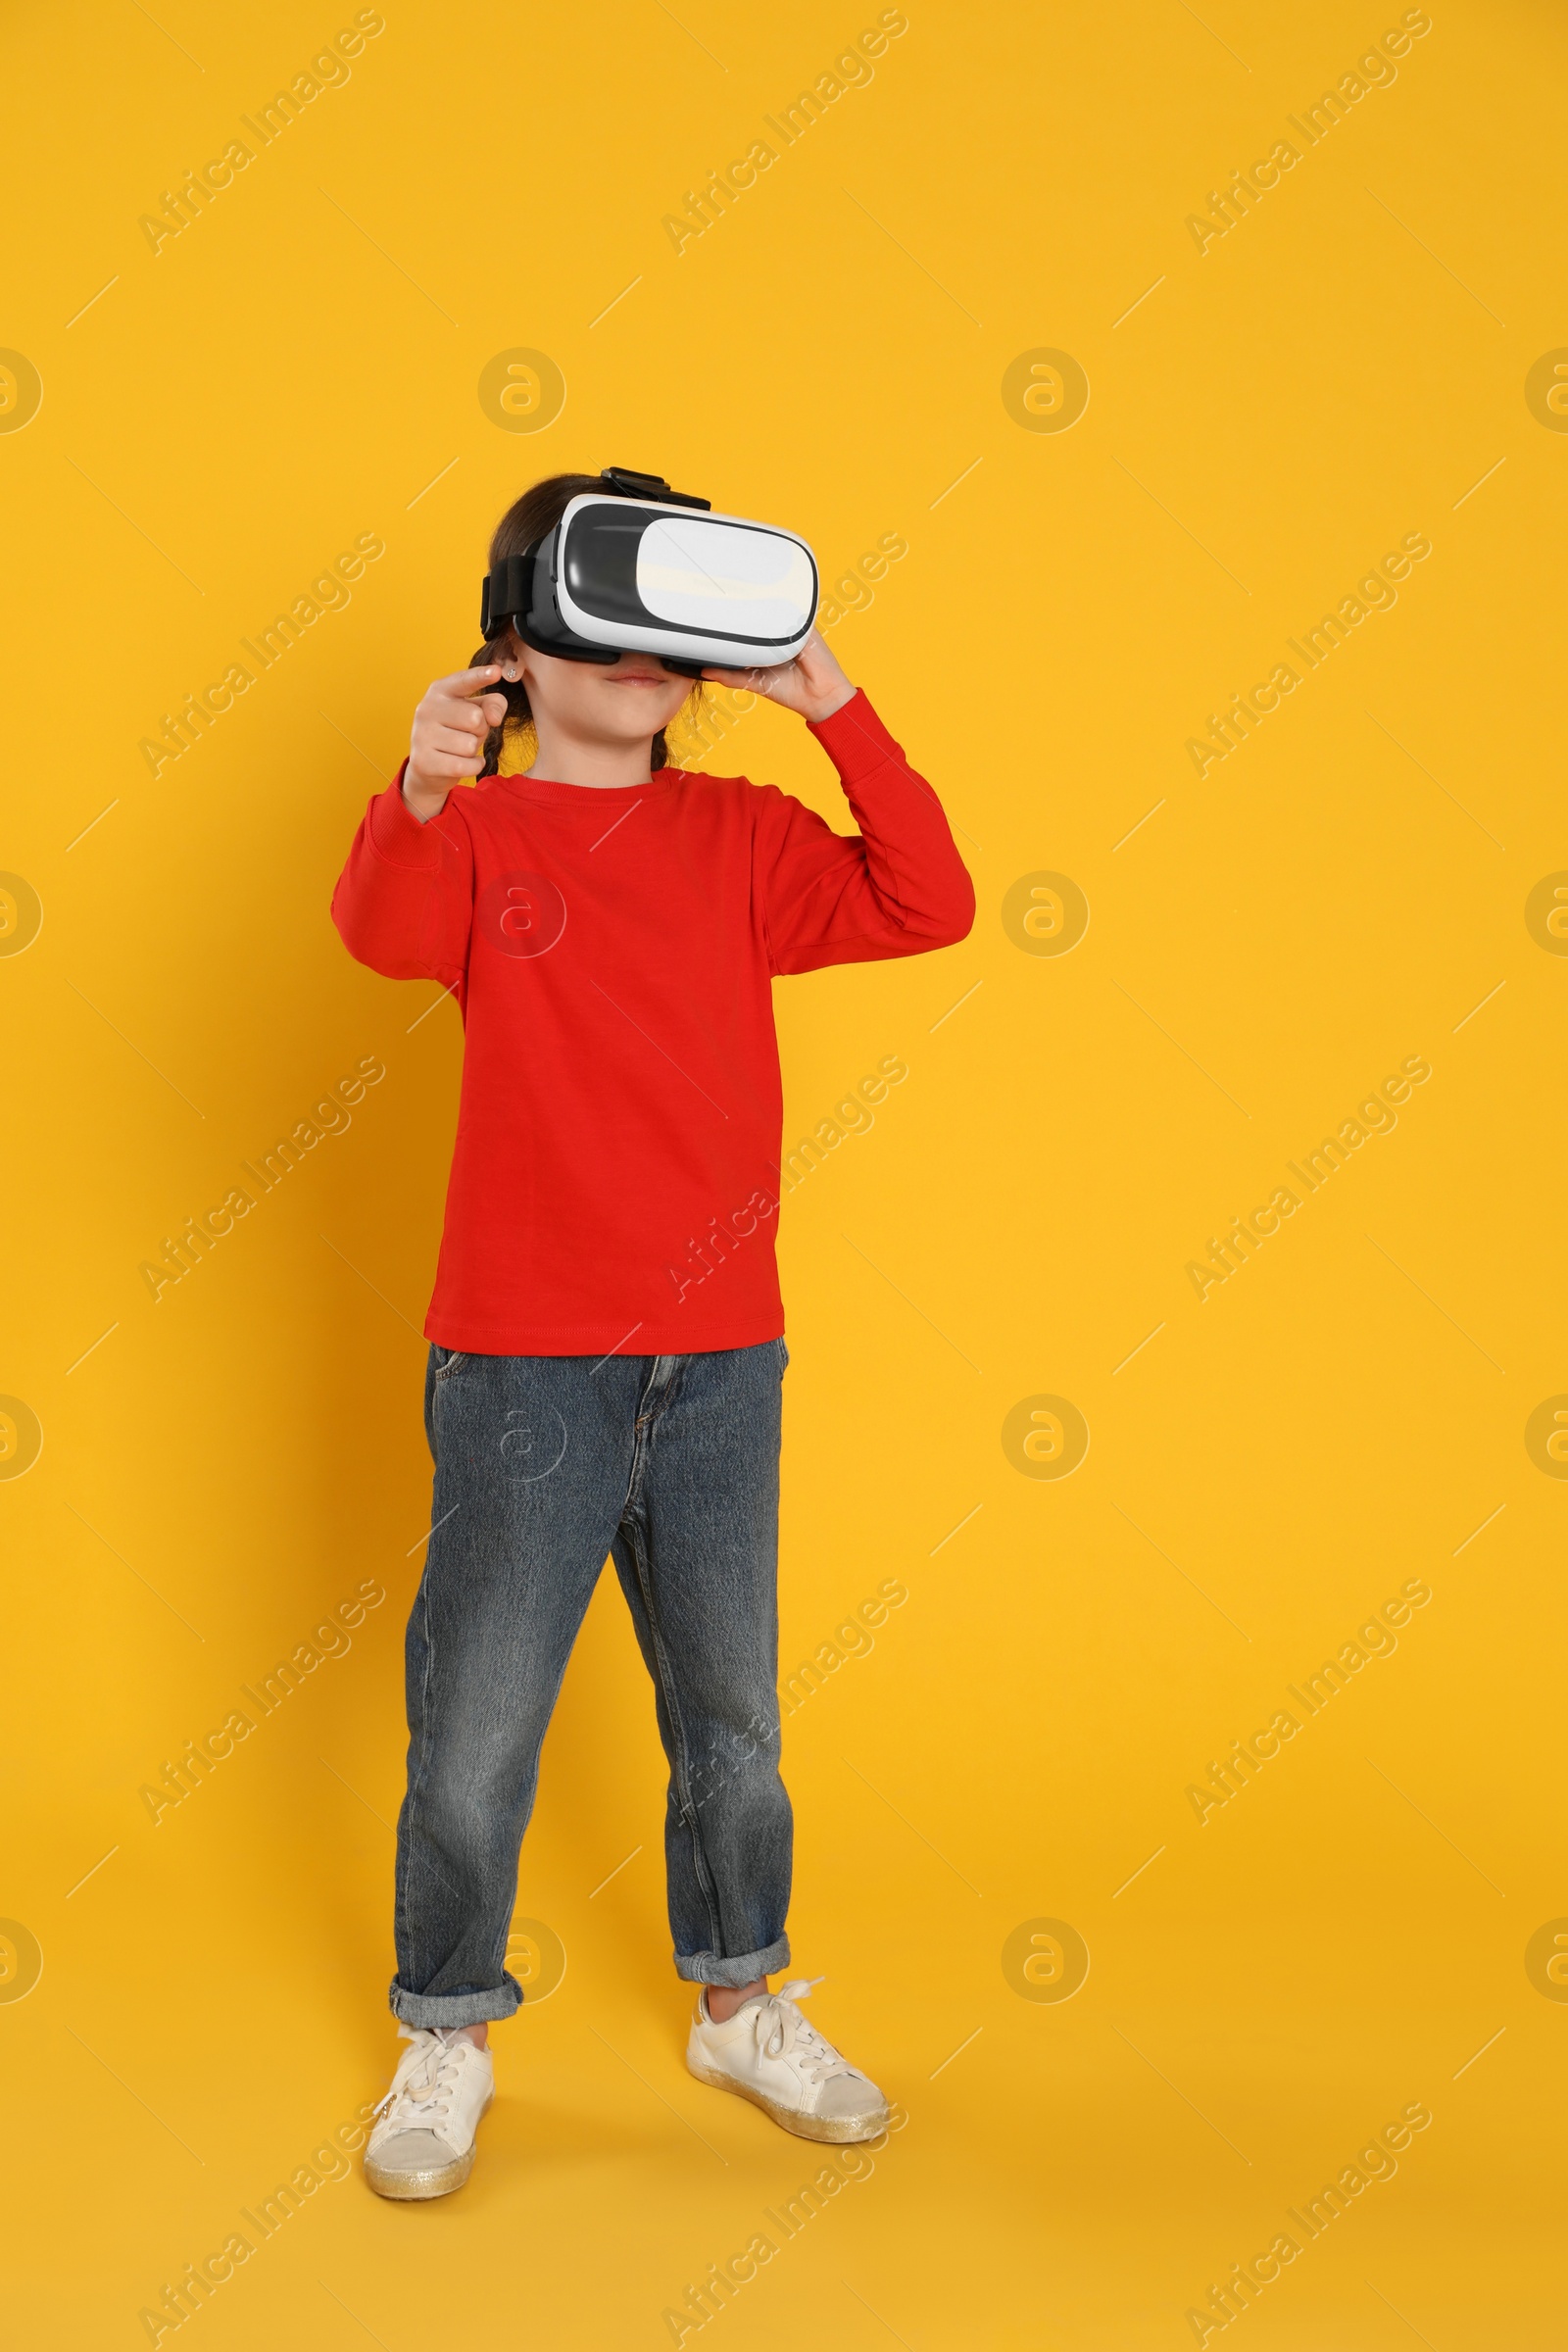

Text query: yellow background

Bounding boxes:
[4,0,1566,2341]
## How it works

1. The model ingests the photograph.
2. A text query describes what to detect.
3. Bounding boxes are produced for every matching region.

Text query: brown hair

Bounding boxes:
[470,472,699,777]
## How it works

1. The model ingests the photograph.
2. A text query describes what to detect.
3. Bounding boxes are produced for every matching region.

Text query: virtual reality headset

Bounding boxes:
[479,466,819,678]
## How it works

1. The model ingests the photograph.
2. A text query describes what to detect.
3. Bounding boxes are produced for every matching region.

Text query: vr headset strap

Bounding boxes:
[479,466,711,654]
[599,466,710,511]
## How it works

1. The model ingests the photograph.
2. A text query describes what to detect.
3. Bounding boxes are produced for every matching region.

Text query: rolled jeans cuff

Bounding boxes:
[388,1972,523,2029]
[674,1934,791,1988]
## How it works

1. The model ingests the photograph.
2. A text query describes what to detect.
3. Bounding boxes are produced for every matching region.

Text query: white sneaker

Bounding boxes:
[686,1976,890,2143]
[365,2026,494,2200]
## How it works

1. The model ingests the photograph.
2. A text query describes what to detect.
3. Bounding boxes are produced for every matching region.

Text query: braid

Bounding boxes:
[470,639,531,778]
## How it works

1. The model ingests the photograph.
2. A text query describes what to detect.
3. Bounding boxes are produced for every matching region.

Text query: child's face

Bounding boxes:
[506,630,692,746]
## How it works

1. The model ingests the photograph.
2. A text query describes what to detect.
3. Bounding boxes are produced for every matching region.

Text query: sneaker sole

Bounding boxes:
[687,2058,890,2144]
[364,2092,492,2201]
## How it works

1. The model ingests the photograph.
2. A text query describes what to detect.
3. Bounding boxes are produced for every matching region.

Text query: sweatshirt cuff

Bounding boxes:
[807,690,902,784]
[367,764,445,869]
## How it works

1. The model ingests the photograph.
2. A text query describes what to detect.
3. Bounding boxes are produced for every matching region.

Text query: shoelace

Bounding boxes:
[748,1977,856,2085]
[375,2026,470,2130]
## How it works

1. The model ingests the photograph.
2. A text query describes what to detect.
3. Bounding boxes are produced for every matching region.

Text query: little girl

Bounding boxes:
[331,467,973,2199]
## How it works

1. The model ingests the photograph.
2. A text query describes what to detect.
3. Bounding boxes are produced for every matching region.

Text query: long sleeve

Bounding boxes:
[330,766,476,987]
[323,702,971,1355]
[755,692,974,975]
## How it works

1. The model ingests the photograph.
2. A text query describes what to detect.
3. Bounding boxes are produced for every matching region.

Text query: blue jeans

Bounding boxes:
[390,1340,793,2026]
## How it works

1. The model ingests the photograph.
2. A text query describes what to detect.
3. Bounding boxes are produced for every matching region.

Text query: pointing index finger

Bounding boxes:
[439,664,506,699]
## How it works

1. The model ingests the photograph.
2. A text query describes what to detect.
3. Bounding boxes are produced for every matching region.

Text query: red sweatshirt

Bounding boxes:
[331,691,973,1355]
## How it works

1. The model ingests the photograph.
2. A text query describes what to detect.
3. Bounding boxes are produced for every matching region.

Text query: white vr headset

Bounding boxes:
[479,466,819,678]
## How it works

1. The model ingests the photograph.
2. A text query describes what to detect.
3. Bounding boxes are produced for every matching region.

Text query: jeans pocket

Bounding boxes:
[434,1348,468,1384]
[776,1337,790,1372]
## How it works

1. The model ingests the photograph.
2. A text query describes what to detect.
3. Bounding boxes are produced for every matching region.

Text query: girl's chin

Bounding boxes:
[596,714,682,740]
[599,699,685,723]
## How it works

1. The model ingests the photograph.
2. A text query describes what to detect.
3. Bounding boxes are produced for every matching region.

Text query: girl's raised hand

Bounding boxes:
[404,664,511,816]
[701,630,858,725]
